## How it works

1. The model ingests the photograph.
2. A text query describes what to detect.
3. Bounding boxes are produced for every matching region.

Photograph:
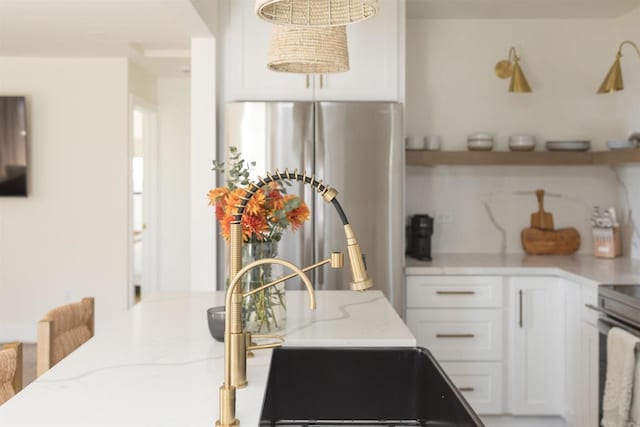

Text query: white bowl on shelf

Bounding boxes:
[467,139,494,151]
[406,136,425,150]
[509,135,536,151]
[467,133,494,151]
[607,139,636,150]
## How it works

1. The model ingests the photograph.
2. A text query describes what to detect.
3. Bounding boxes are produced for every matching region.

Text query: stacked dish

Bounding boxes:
[508,135,536,151]
[467,133,494,151]
[546,141,591,152]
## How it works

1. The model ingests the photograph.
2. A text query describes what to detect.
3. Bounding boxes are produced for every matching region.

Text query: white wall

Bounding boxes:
[156,77,191,291]
[0,58,129,341]
[405,14,637,255]
[406,165,620,254]
[406,18,622,148]
[128,62,158,105]
[614,7,640,260]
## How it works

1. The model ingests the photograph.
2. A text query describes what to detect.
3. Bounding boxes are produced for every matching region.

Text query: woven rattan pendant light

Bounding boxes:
[256,0,377,27]
[267,25,350,73]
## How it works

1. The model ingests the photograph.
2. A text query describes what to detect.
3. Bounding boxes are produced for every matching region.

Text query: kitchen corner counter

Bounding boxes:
[405,253,640,286]
[0,290,414,427]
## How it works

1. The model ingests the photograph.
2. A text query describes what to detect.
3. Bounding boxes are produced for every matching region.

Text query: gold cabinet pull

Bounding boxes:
[319,74,324,89]
[436,291,476,295]
[436,333,475,338]
[305,74,310,89]
[459,387,475,392]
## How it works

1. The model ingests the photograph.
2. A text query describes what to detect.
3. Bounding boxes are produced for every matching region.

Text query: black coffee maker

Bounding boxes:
[407,215,433,261]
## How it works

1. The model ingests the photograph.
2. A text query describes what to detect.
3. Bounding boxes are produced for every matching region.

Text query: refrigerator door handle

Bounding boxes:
[315,136,326,290]
[302,138,314,277]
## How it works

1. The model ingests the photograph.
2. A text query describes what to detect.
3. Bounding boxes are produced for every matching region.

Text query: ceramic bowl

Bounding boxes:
[467,139,494,151]
[607,139,636,150]
[467,132,494,142]
[509,135,536,151]
[207,306,226,342]
[406,136,425,150]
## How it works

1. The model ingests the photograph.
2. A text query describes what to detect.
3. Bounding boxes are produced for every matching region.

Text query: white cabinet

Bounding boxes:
[508,277,564,416]
[223,0,403,102]
[313,0,401,101]
[407,308,502,361]
[576,287,600,427]
[406,276,503,308]
[577,321,600,427]
[440,362,504,414]
[405,275,505,415]
[225,0,314,101]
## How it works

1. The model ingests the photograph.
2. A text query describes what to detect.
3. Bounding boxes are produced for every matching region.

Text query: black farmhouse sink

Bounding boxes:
[260,347,484,426]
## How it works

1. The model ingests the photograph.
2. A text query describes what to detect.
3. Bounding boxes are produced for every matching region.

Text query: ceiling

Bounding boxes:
[0,0,214,77]
[407,0,640,19]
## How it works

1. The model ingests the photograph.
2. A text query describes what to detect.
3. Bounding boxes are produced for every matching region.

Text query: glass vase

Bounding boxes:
[241,240,286,333]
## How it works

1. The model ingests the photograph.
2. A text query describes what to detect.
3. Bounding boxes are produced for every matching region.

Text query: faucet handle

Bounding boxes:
[246,333,284,354]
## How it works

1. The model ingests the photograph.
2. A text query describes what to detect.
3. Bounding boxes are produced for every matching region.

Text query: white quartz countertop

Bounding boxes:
[0,290,414,427]
[406,253,640,287]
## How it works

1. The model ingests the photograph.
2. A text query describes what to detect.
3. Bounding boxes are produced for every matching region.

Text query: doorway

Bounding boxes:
[129,99,158,306]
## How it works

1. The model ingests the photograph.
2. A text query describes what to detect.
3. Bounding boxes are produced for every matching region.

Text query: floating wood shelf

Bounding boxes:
[406,150,640,166]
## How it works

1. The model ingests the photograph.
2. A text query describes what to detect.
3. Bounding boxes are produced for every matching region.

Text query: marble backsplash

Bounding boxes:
[406,164,639,259]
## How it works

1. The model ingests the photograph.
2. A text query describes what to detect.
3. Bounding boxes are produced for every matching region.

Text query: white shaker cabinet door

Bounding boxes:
[226,0,314,101]
[577,321,600,427]
[313,0,401,101]
[508,277,564,416]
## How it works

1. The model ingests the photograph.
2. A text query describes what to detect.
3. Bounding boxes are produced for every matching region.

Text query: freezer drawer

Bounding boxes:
[406,308,503,361]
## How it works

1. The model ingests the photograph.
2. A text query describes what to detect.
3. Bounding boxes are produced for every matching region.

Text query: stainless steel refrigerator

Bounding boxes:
[221,101,404,314]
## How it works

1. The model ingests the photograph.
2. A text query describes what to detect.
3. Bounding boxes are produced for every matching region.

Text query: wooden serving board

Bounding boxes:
[530,190,554,231]
[521,227,581,255]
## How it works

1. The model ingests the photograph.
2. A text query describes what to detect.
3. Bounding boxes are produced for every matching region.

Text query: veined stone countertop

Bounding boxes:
[0,290,414,427]
[406,254,640,287]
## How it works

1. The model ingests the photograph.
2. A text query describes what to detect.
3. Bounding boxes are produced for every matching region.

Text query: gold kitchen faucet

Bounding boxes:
[216,169,373,427]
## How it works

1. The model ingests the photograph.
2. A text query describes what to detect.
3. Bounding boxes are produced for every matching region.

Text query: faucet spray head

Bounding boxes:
[344,224,373,291]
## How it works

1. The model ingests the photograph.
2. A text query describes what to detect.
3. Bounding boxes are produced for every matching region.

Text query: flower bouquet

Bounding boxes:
[208,147,310,333]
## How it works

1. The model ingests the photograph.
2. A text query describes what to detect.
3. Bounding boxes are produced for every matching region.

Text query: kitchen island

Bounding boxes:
[0,291,415,426]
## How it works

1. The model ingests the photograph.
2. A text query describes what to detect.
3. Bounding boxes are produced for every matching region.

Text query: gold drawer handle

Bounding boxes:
[436,333,475,338]
[436,291,476,295]
[459,387,475,392]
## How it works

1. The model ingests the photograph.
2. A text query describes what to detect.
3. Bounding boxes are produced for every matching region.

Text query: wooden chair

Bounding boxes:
[0,342,23,405]
[37,297,94,377]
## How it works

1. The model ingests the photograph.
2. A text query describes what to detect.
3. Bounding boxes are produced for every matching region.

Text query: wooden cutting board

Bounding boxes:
[530,189,554,231]
[521,227,581,255]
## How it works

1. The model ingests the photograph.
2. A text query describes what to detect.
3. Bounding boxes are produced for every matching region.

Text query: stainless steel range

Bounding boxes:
[591,285,640,421]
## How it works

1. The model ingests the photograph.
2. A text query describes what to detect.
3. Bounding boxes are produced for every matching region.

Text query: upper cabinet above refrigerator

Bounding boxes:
[221,0,405,102]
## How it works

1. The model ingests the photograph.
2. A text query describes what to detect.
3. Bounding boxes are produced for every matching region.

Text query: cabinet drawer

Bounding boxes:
[406,309,503,361]
[440,362,504,415]
[406,276,503,308]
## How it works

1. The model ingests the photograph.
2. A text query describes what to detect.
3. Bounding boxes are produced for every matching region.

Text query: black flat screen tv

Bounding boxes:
[0,96,28,196]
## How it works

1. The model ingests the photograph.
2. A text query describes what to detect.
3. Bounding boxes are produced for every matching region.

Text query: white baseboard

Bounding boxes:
[482,415,566,427]
[0,324,36,343]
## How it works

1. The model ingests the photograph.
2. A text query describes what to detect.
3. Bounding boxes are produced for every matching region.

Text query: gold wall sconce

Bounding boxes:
[495,46,532,93]
[255,0,377,27]
[597,40,640,94]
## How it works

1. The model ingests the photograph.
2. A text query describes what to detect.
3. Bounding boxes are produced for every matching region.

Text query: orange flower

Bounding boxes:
[207,187,229,206]
[209,179,310,241]
[215,202,225,222]
[267,189,285,212]
[220,214,232,240]
[242,213,269,241]
[245,189,265,216]
[286,201,310,231]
